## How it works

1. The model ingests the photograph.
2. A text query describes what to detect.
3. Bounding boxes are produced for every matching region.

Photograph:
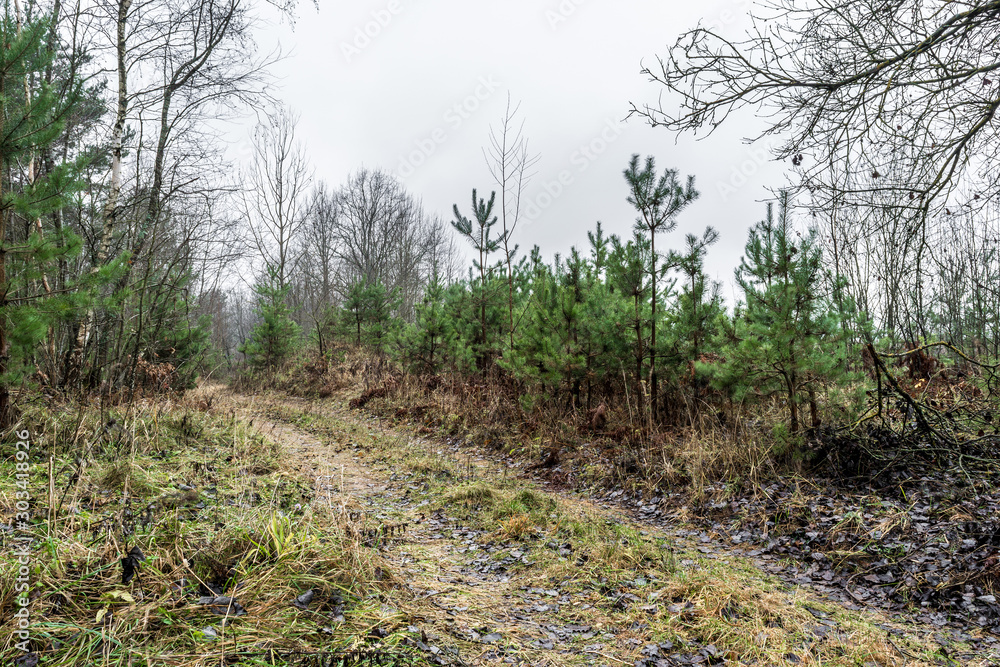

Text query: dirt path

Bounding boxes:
[225,390,598,665]
[208,386,997,666]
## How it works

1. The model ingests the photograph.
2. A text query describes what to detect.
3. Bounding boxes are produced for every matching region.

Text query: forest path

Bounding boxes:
[208,386,594,665]
[197,383,993,667]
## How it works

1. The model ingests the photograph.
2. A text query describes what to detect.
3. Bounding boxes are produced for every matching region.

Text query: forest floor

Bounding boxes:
[2,381,997,666]
[217,384,1000,666]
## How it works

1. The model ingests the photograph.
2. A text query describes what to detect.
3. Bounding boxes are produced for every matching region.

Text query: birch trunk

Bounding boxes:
[66,0,130,388]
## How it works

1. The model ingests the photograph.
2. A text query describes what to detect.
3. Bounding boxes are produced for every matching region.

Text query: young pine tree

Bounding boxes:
[451,189,502,367]
[342,281,369,347]
[364,281,400,356]
[623,154,699,415]
[399,273,450,374]
[240,267,301,370]
[0,11,96,425]
[137,269,213,389]
[663,228,724,391]
[340,279,400,355]
[715,193,846,435]
[608,233,652,407]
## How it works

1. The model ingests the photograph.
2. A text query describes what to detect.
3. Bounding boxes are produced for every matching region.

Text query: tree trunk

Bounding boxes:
[808,386,820,429]
[634,294,643,409]
[649,232,658,418]
[0,98,10,428]
[66,0,130,389]
[785,370,799,434]
[479,244,486,369]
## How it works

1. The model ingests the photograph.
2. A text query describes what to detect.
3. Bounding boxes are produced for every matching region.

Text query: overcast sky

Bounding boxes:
[247,0,789,296]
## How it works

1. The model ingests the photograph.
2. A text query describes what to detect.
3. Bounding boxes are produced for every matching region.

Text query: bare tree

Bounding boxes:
[95,0,130,268]
[423,215,463,285]
[930,203,1000,355]
[302,183,339,306]
[631,0,1000,339]
[634,0,1000,210]
[65,0,131,387]
[293,183,340,354]
[333,167,428,305]
[68,0,277,390]
[484,94,539,350]
[240,107,312,289]
[292,171,454,344]
[129,0,273,273]
[391,201,432,321]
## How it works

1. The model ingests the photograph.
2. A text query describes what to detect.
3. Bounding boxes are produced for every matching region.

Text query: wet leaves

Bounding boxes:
[13,653,38,667]
[120,545,145,585]
[198,595,247,617]
[633,639,727,666]
[292,588,315,609]
[649,471,1000,637]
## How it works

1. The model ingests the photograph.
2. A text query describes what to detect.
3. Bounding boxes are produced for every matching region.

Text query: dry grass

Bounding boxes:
[312,361,814,504]
[5,379,972,666]
[428,478,949,665]
[261,396,971,666]
[0,392,415,667]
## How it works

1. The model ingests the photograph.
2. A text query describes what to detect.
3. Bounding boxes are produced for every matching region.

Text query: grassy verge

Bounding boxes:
[0,392,419,666]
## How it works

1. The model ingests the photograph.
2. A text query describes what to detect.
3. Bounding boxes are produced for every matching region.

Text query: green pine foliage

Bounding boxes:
[661,228,725,391]
[451,189,506,367]
[710,193,854,436]
[505,250,584,396]
[607,232,653,404]
[136,270,214,389]
[0,10,100,424]
[240,268,301,370]
[312,303,339,362]
[623,154,699,412]
[398,273,451,374]
[303,155,876,452]
[339,280,401,355]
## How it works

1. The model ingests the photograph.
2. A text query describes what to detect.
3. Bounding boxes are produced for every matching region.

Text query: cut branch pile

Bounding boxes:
[827,342,1000,480]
